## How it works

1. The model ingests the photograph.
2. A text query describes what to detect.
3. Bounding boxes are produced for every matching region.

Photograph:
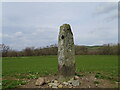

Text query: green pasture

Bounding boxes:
[2,55,119,89]
[2,55,118,77]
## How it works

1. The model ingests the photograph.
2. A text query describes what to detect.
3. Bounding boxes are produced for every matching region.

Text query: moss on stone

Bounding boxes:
[58,24,75,78]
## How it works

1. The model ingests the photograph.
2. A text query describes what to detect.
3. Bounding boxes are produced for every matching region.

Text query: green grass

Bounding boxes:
[3,55,118,76]
[2,55,119,89]
[2,80,27,89]
[76,55,118,74]
[3,56,58,76]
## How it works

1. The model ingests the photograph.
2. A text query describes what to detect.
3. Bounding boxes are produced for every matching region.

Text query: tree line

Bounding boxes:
[1,43,120,57]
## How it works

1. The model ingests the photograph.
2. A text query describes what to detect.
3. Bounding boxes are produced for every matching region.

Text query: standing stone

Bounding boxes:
[58,24,75,78]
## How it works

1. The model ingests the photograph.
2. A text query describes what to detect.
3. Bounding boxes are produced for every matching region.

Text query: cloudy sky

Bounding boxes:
[2,2,118,50]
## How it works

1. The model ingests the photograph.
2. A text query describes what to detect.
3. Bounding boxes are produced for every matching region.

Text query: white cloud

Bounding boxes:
[96,3,117,14]
[0,33,2,38]
[2,2,118,50]
[94,3,118,21]
[14,32,23,37]
[2,34,9,38]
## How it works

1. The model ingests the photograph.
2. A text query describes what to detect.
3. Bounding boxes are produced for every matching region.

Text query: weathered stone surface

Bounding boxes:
[35,77,45,86]
[68,80,72,83]
[54,80,58,83]
[48,84,52,88]
[48,83,58,86]
[71,80,80,86]
[74,76,79,80]
[48,82,58,88]
[58,84,63,88]
[45,80,50,84]
[58,24,75,78]
[52,86,58,88]
[63,81,69,85]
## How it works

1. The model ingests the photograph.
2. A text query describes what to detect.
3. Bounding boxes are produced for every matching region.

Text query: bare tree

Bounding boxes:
[1,44,10,57]
[23,47,34,56]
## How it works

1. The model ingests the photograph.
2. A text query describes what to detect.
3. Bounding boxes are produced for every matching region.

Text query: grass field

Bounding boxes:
[2,55,119,89]
[3,55,118,76]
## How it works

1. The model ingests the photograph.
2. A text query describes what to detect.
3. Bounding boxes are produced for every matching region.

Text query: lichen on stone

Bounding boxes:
[58,24,75,78]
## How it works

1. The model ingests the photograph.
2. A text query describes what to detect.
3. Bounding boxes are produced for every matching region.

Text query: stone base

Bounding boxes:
[58,75,73,82]
[58,64,75,81]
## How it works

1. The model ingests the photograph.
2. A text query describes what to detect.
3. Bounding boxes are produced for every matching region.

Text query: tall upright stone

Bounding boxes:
[58,24,75,79]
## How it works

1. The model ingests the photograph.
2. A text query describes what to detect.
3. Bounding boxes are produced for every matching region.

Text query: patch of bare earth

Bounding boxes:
[78,74,118,88]
[20,73,119,88]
